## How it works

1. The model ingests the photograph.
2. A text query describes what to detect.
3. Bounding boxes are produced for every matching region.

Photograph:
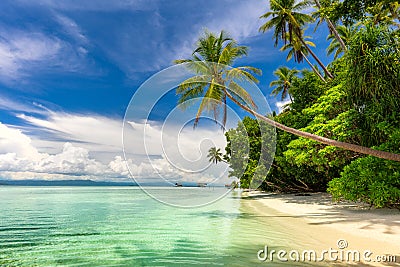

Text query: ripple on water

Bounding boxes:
[0,187,325,266]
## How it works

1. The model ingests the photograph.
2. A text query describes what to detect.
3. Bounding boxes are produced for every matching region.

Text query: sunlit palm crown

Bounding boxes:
[259,0,313,46]
[174,30,261,127]
[280,31,315,62]
[270,66,298,101]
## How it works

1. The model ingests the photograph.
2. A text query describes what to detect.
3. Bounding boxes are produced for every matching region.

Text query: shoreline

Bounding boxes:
[242,191,400,266]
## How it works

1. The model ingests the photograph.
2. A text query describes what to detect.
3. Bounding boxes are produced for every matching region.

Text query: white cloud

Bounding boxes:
[0,32,60,79]
[0,121,123,179]
[205,0,269,42]
[36,142,108,175]
[0,138,121,181]
[275,98,292,113]
[16,112,124,161]
[172,0,269,60]
[54,14,88,44]
[0,95,49,115]
[1,104,231,183]
[0,26,92,82]
[0,122,45,160]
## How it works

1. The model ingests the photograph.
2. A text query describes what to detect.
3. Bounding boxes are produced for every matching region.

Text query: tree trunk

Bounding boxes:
[225,91,400,162]
[296,32,334,79]
[314,0,347,52]
[302,51,326,83]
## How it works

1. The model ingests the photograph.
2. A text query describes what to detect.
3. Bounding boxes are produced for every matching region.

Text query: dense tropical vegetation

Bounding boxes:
[176,0,400,208]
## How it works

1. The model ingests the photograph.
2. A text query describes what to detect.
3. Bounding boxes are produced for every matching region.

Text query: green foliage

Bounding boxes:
[190,2,400,208]
[225,117,276,190]
[319,0,399,26]
[288,70,326,111]
[345,24,400,108]
[270,66,299,101]
[280,24,400,207]
[326,25,354,59]
[328,131,400,208]
[265,110,331,192]
[207,147,225,164]
[345,24,400,146]
[283,84,358,182]
[259,0,313,46]
[174,30,261,127]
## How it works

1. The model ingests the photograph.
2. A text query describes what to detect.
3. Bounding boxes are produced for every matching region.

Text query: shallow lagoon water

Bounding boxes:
[0,187,322,266]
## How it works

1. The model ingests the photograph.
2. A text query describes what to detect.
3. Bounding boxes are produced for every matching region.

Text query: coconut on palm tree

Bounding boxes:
[259,0,334,79]
[174,30,400,162]
[270,66,298,102]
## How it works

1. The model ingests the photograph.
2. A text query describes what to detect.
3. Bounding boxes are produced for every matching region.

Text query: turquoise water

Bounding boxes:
[0,187,315,266]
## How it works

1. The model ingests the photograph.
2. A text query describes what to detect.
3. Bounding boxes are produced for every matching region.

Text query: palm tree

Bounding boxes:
[280,33,326,82]
[207,147,226,164]
[366,2,400,27]
[174,30,261,127]
[270,67,298,102]
[175,31,400,162]
[259,0,334,79]
[327,25,353,59]
[312,0,347,51]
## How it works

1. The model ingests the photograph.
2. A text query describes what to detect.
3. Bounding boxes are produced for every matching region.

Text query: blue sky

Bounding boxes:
[0,0,332,183]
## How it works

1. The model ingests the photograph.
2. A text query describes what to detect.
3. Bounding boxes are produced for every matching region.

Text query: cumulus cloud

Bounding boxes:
[1,106,231,183]
[16,112,124,160]
[0,122,45,160]
[0,122,122,179]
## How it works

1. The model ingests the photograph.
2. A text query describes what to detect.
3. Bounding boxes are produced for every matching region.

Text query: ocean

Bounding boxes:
[0,186,317,266]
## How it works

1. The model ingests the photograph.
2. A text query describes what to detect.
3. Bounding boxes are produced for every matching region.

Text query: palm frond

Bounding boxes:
[225,67,261,84]
[227,80,258,110]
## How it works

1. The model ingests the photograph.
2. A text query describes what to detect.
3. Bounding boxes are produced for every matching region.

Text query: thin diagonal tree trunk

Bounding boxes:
[302,51,326,82]
[314,0,347,51]
[224,90,400,162]
[297,33,334,79]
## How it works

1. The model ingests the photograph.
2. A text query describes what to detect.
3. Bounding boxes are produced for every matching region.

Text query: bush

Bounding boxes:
[328,131,400,208]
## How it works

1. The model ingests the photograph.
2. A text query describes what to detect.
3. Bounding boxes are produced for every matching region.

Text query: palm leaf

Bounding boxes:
[227,80,258,110]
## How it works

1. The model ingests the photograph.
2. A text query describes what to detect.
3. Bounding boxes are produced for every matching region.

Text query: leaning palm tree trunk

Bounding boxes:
[297,33,334,79]
[313,0,347,51]
[301,51,326,82]
[224,90,400,162]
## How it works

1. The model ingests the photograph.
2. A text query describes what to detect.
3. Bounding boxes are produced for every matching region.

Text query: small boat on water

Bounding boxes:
[197,183,207,187]
[175,183,183,187]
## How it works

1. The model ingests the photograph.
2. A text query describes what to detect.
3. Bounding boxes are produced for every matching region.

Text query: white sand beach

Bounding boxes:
[243,192,400,266]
